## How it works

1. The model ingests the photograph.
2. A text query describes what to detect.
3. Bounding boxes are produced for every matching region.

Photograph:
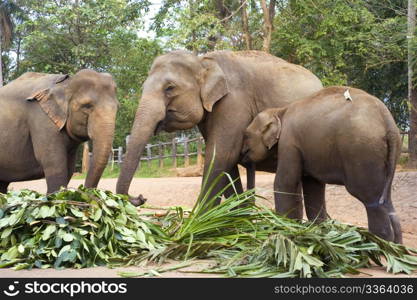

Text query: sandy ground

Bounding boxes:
[1,171,417,278]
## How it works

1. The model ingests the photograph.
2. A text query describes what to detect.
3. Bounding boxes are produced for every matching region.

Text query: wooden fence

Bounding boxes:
[400,131,410,153]
[81,136,206,172]
[80,131,410,172]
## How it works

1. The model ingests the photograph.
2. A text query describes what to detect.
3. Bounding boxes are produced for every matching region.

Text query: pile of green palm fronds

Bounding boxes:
[0,175,416,277]
[129,189,417,277]
[121,169,417,278]
[0,188,163,269]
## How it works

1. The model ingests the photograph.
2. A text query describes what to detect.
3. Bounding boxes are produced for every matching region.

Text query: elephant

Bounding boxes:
[241,86,402,243]
[0,69,118,194]
[116,50,323,205]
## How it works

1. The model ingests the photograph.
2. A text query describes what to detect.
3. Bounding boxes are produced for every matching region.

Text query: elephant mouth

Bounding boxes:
[240,148,251,165]
[154,120,164,136]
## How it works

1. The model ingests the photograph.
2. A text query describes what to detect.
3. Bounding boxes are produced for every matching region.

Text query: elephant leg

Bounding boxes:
[66,148,78,185]
[365,205,395,242]
[244,162,256,206]
[246,162,256,190]
[383,188,402,244]
[0,182,9,194]
[302,176,328,222]
[200,161,239,207]
[274,149,303,219]
[359,187,400,243]
[200,135,243,208]
[32,142,69,194]
[223,165,256,208]
[345,165,398,243]
[223,165,244,198]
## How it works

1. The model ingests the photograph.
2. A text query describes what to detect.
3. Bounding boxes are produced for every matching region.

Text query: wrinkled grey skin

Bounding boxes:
[0,70,118,194]
[241,86,402,243]
[116,50,323,205]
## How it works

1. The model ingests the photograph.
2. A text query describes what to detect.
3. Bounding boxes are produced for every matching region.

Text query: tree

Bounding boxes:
[408,0,417,167]
[0,0,17,86]
[17,0,148,74]
[260,0,276,52]
[267,0,409,130]
[4,0,162,152]
[241,0,252,49]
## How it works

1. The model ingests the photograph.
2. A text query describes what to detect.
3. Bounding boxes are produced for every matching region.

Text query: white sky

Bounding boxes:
[137,1,163,39]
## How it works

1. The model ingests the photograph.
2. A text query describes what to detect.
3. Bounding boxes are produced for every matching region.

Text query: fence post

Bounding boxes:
[146,144,152,168]
[172,138,177,168]
[197,137,203,167]
[82,142,90,174]
[118,147,123,164]
[109,149,115,171]
[184,138,189,167]
[159,142,164,168]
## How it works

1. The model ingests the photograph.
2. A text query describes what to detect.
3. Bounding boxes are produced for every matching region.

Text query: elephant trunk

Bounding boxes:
[116,98,166,195]
[84,111,116,188]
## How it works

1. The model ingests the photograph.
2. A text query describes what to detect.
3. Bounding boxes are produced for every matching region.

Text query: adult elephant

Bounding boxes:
[116,50,322,205]
[0,70,118,193]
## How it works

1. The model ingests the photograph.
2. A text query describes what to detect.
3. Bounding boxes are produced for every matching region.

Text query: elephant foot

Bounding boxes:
[129,194,147,206]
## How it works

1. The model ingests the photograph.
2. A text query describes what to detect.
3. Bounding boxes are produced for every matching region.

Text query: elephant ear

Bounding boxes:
[200,57,229,112]
[262,113,282,150]
[26,75,69,130]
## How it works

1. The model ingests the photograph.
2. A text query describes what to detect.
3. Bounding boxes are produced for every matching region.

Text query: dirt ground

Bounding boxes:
[1,171,416,278]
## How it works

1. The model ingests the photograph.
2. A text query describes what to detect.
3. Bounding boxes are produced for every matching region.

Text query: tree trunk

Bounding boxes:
[241,0,252,50]
[408,0,417,168]
[260,0,276,53]
[189,0,197,55]
[0,41,3,87]
[15,36,21,75]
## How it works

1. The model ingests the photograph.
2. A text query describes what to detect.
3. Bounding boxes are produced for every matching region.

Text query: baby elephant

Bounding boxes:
[241,86,402,243]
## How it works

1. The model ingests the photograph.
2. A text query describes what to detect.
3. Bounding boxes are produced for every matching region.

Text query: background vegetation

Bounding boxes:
[0,0,415,164]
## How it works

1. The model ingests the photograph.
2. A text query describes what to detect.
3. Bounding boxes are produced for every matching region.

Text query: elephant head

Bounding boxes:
[116,51,229,195]
[241,108,286,163]
[28,69,118,188]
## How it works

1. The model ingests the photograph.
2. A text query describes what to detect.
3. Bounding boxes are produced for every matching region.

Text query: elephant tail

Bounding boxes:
[380,123,402,243]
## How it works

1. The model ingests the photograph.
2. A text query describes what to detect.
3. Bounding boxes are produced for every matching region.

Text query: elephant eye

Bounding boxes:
[164,84,176,93]
[81,103,93,111]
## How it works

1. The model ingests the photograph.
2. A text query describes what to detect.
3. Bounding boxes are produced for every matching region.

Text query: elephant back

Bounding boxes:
[0,73,69,102]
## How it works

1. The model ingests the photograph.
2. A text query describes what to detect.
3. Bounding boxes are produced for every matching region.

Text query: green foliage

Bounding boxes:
[126,181,417,277]
[152,0,241,52]
[0,187,163,269]
[270,0,409,128]
[17,0,147,73]
[0,0,414,144]
[0,181,416,277]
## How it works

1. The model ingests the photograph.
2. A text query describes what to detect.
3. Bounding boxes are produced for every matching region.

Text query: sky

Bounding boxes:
[138,0,163,39]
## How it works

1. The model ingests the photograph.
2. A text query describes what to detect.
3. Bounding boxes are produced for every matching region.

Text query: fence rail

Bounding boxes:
[102,136,205,170]
[80,130,411,173]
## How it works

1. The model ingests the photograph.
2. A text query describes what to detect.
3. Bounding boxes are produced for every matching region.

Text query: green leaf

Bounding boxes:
[42,224,56,241]
[70,208,85,218]
[39,206,53,218]
[1,227,13,239]
[93,209,102,222]
[63,233,74,242]
[18,244,25,254]
[105,199,119,208]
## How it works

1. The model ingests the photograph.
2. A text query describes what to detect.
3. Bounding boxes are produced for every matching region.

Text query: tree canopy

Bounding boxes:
[0,0,414,146]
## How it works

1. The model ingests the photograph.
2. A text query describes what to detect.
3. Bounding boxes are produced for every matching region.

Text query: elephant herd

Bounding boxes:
[0,50,402,243]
